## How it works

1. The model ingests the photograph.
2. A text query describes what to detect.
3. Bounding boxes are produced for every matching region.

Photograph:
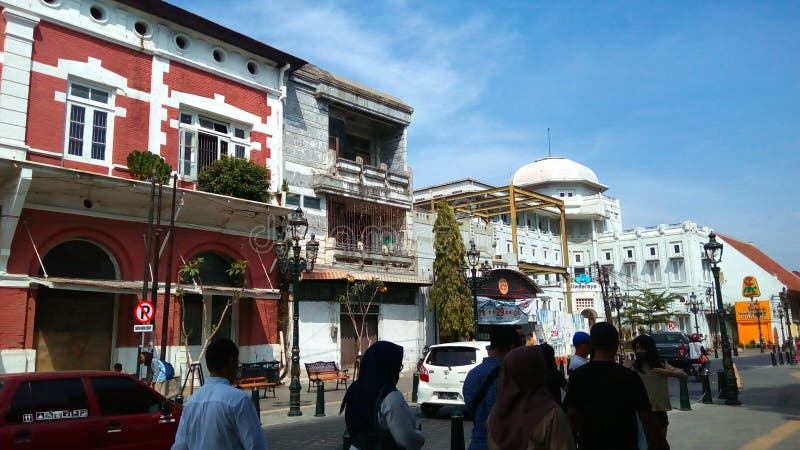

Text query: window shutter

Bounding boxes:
[180,128,197,178]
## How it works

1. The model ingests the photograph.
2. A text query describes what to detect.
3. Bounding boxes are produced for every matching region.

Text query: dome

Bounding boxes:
[511,157,606,190]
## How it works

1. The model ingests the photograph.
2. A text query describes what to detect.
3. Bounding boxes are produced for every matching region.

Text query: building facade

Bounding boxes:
[0,0,310,374]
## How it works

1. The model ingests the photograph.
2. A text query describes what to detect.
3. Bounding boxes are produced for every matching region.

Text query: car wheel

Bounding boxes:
[420,403,440,418]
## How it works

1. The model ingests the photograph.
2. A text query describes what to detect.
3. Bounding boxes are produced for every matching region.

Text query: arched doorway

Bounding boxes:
[580,308,597,328]
[34,240,117,371]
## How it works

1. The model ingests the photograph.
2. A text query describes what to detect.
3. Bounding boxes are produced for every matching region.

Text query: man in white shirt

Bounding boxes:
[172,338,267,450]
[568,331,591,376]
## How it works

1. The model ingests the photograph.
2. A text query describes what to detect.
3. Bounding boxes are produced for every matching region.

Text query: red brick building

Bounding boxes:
[0,0,306,375]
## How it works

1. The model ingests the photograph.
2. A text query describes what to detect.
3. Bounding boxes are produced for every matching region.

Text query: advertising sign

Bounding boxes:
[742,276,761,298]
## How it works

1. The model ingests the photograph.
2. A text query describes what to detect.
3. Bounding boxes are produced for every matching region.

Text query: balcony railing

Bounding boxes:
[313,157,412,207]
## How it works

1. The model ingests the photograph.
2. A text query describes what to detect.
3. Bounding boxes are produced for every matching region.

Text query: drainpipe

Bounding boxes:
[275,63,290,198]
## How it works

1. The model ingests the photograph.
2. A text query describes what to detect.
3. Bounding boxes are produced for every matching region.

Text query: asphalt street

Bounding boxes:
[260,350,798,450]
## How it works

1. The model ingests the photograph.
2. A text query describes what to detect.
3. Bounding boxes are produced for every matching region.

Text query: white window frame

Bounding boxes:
[178,111,251,180]
[646,261,662,283]
[623,263,637,282]
[668,259,685,283]
[63,81,114,165]
[574,252,582,263]
[603,250,613,262]
[647,244,658,257]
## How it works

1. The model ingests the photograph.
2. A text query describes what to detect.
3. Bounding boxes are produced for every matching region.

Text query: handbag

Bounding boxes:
[699,354,709,364]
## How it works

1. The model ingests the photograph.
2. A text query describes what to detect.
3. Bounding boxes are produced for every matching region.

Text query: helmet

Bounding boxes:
[690,333,700,342]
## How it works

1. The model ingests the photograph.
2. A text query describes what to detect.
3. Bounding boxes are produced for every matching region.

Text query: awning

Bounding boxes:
[301,267,431,285]
[27,277,280,299]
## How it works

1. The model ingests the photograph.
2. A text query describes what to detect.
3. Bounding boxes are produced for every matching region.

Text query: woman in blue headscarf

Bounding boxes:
[340,341,424,450]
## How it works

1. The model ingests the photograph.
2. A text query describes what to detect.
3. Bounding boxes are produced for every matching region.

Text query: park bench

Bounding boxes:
[235,362,278,398]
[305,361,349,392]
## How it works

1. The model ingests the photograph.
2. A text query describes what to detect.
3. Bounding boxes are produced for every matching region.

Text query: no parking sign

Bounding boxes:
[135,301,154,324]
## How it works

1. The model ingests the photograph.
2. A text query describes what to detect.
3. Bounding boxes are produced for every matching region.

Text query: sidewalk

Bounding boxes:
[666,356,800,450]
[258,374,416,427]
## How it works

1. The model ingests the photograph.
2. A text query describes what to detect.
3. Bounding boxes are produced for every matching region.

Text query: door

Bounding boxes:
[34,289,114,371]
[88,375,178,449]
[1,378,94,449]
[340,314,378,372]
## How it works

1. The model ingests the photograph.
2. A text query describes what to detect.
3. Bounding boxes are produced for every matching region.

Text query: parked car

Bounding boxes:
[0,371,181,449]
[416,341,489,418]
[651,332,690,367]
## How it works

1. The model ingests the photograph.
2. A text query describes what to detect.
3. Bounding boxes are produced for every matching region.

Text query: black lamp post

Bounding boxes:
[748,301,765,353]
[776,304,786,352]
[275,207,319,417]
[706,287,719,358]
[609,282,624,359]
[704,232,740,405]
[780,287,795,364]
[596,264,614,324]
[685,291,702,336]
[466,240,492,337]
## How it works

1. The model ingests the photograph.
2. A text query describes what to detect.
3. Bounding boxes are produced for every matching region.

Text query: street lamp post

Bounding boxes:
[275,207,319,417]
[706,287,719,358]
[776,304,786,352]
[704,232,740,405]
[466,240,492,337]
[749,301,765,353]
[609,282,624,359]
[686,291,702,336]
[596,264,614,325]
[780,288,795,365]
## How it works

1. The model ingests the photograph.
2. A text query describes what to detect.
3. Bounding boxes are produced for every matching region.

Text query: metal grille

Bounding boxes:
[328,197,408,255]
[68,105,85,156]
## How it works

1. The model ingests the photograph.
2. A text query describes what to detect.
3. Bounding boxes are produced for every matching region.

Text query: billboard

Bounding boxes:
[734,301,773,346]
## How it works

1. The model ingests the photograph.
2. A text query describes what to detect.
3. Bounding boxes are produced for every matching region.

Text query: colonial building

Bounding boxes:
[0,0,308,374]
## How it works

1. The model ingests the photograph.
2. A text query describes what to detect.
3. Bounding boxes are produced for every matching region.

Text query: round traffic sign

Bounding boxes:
[135,301,154,324]
[667,321,676,331]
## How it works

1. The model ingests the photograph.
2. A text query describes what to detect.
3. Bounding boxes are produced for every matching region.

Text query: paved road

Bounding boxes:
[261,351,798,449]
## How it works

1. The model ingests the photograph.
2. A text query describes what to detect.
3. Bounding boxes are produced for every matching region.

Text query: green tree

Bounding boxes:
[339,276,387,359]
[197,156,271,202]
[622,289,682,333]
[127,150,173,184]
[430,202,473,341]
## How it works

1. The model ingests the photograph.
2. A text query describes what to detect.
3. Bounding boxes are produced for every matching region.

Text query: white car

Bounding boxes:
[416,341,489,417]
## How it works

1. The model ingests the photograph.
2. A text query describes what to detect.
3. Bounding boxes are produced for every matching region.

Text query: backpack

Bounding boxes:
[162,360,175,380]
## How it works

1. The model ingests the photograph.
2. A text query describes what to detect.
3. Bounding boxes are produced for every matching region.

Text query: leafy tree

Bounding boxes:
[339,276,387,360]
[622,289,682,333]
[430,202,473,341]
[127,150,172,184]
[175,257,248,366]
[197,157,271,203]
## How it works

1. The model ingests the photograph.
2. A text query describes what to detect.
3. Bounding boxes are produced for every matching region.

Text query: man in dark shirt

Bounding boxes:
[565,322,666,450]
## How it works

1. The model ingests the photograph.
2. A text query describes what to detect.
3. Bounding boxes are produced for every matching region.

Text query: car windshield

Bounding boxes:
[426,347,477,367]
[653,334,685,343]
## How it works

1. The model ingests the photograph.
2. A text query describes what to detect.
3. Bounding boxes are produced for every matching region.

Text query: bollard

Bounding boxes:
[717,370,727,399]
[450,413,465,450]
[733,345,739,357]
[771,351,777,366]
[779,351,785,365]
[412,372,419,403]
[251,388,261,423]
[786,351,794,365]
[678,376,691,411]
[700,372,712,404]
[342,431,351,450]
[315,380,325,417]
[559,358,566,377]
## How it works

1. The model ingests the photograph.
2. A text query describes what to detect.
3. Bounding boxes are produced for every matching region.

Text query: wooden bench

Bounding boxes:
[235,376,277,398]
[235,363,278,398]
[305,361,349,392]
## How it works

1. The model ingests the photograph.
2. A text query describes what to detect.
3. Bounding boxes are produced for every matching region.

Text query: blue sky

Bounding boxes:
[172,0,800,269]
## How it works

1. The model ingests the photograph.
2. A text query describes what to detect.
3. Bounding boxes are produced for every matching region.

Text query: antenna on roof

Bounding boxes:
[547,128,551,157]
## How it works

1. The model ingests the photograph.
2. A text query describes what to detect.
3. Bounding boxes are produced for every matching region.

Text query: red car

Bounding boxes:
[0,371,181,449]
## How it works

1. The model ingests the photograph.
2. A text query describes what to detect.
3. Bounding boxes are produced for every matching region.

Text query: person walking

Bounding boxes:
[564,322,666,450]
[568,331,591,376]
[340,341,424,450]
[486,346,574,450]
[463,326,523,450]
[539,342,568,407]
[631,334,687,448]
[138,351,166,388]
[171,338,266,450]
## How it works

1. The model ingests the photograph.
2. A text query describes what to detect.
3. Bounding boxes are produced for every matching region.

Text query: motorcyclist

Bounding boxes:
[687,333,709,376]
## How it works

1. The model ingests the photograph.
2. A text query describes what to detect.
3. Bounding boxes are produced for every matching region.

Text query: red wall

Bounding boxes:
[0,288,35,350]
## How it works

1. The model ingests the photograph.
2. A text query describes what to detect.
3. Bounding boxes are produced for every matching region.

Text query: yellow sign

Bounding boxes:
[734,301,773,345]
[742,276,761,298]
[498,278,509,295]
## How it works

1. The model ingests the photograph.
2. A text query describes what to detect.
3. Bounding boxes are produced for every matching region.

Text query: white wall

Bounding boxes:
[0,349,35,374]
[299,301,341,365]
[380,304,425,367]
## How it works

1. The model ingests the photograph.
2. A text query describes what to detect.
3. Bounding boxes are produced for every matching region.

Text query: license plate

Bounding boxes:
[437,392,458,400]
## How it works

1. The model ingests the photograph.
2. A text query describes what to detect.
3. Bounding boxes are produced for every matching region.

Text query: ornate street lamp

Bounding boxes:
[748,301,765,353]
[704,232,740,405]
[775,304,786,352]
[705,287,719,358]
[779,288,796,364]
[275,207,319,416]
[466,240,492,337]
[596,264,613,325]
[685,291,702,336]
[609,282,624,359]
